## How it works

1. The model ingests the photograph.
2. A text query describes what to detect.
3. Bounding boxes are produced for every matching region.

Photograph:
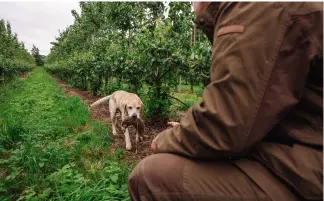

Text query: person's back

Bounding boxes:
[232,2,323,200]
[129,2,323,201]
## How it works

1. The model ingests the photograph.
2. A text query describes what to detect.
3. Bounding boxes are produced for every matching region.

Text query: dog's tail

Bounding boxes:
[90,95,112,108]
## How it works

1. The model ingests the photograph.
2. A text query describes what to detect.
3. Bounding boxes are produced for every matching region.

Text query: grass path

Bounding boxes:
[0,68,131,201]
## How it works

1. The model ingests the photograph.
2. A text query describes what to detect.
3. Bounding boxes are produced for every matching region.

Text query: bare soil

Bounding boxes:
[52,76,172,164]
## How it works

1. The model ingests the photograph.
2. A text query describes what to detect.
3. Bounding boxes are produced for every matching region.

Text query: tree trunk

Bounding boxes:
[104,72,109,88]
[156,85,161,100]
[178,75,182,92]
[128,29,132,50]
[190,77,194,94]
[193,23,196,45]
[84,75,87,90]
[190,23,197,94]
[0,70,4,84]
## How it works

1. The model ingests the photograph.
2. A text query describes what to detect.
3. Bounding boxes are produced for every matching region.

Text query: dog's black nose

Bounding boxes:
[132,114,137,119]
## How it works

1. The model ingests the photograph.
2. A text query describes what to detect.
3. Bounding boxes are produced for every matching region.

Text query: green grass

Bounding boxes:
[0,68,132,201]
[173,85,203,95]
[170,91,202,111]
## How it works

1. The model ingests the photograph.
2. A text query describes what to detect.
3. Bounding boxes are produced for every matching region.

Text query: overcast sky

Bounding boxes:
[0,1,81,55]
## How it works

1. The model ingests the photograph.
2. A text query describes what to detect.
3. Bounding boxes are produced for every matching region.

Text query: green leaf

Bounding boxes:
[40,188,52,198]
[39,162,44,168]
[110,173,119,183]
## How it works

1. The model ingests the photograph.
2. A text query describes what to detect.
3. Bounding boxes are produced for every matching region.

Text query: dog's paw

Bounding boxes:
[112,131,118,136]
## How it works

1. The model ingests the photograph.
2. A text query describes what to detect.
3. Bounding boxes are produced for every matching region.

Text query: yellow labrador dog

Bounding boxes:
[90,90,144,150]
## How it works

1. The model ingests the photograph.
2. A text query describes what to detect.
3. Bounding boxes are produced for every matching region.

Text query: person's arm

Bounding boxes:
[154,2,311,159]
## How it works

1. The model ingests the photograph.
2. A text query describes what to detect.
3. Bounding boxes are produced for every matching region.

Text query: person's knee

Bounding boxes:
[128,154,158,200]
[128,154,162,187]
[128,159,139,187]
[129,153,185,181]
[128,157,141,200]
[128,153,187,199]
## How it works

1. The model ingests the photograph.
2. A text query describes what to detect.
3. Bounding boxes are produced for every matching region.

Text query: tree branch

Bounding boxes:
[168,94,189,108]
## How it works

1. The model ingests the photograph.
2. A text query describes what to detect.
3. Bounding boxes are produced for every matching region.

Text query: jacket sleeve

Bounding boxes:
[155,3,311,159]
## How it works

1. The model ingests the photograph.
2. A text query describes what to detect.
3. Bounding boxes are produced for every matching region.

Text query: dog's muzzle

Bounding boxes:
[132,114,137,119]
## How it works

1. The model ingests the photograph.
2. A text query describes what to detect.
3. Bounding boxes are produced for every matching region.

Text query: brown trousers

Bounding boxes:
[128,153,300,201]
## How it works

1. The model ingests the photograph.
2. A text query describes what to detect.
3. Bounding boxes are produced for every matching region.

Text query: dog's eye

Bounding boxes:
[136,107,140,110]
[128,106,133,110]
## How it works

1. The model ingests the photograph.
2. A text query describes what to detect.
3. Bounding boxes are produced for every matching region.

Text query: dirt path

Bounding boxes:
[52,76,169,164]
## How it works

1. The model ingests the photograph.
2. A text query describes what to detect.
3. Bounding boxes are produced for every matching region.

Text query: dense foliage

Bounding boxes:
[45,2,211,121]
[0,19,35,82]
[31,45,45,67]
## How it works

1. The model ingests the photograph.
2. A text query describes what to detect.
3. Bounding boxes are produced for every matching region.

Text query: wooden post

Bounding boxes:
[189,23,197,94]
[178,75,182,92]
[1,71,4,84]
[193,23,196,45]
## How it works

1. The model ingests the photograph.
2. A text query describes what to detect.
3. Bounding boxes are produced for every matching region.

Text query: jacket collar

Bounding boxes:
[194,2,221,44]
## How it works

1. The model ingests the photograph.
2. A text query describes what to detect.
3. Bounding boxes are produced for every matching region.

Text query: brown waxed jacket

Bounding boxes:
[155,2,323,200]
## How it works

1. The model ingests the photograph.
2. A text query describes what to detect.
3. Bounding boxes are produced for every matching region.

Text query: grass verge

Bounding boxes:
[0,68,132,201]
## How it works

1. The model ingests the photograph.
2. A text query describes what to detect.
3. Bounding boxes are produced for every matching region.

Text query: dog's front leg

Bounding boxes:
[124,128,132,150]
[109,101,118,136]
[121,113,132,150]
[136,133,139,143]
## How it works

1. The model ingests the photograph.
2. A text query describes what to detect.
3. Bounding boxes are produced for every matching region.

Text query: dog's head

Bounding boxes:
[124,99,144,120]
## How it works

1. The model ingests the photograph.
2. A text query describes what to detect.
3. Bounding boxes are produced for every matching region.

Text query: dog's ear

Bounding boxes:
[140,102,145,119]
[123,103,128,116]
[124,103,127,111]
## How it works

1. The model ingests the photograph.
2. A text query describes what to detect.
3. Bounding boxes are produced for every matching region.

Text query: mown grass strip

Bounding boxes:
[0,68,132,201]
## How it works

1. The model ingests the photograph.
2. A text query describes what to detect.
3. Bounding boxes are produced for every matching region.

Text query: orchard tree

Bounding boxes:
[0,19,35,81]
[45,2,212,120]
[31,45,45,66]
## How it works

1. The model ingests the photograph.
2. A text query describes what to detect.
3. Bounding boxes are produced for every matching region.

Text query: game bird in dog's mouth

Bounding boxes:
[90,90,144,150]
